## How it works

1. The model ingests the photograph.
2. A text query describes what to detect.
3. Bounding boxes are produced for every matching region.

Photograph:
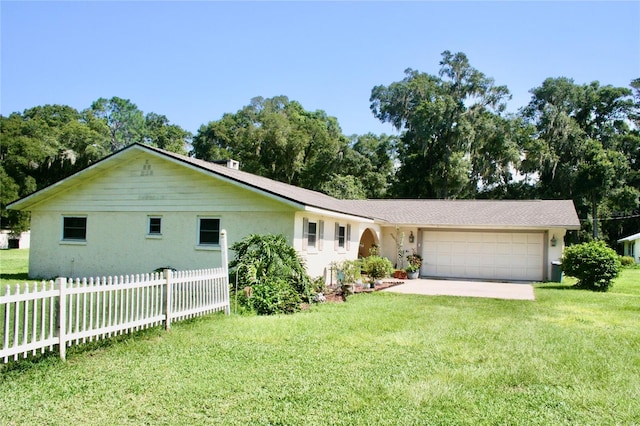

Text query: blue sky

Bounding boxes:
[2,1,639,137]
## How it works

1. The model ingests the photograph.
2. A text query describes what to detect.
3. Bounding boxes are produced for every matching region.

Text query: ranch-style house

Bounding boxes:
[8,143,580,282]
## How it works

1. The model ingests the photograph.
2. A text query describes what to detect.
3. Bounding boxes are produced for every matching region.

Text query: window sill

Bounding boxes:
[195,245,221,251]
[146,234,163,239]
[60,240,87,246]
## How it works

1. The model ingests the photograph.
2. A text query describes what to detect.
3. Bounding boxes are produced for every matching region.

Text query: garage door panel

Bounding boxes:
[527,257,542,267]
[422,231,544,281]
[527,245,542,254]
[497,234,513,243]
[467,242,484,253]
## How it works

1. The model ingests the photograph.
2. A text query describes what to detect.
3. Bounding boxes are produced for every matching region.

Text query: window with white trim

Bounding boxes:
[148,217,162,235]
[337,224,345,249]
[198,218,220,245]
[302,218,324,251]
[308,221,317,249]
[334,223,351,251]
[62,216,87,241]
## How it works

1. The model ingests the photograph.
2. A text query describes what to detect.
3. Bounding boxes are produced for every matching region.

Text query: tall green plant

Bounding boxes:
[230,234,311,314]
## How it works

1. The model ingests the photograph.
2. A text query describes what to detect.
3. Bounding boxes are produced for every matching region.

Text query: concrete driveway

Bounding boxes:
[381,278,535,300]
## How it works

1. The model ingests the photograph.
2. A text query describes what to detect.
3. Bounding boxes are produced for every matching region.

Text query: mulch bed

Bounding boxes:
[322,279,407,303]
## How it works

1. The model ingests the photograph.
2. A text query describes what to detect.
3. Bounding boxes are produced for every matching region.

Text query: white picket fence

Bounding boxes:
[1,232,230,363]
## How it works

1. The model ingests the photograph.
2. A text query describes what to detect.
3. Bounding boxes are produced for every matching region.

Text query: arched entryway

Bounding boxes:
[358,228,379,258]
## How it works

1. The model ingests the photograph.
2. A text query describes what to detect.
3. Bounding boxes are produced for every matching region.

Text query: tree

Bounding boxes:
[144,113,190,155]
[370,51,518,198]
[89,97,146,152]
[319,174,367,199]
[193,96,363,194]
[520,77,639,241]
[0,105,109,231]
[342,133,397,198]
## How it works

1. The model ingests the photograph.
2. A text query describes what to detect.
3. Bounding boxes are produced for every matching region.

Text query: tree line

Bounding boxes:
[2,51,639,248]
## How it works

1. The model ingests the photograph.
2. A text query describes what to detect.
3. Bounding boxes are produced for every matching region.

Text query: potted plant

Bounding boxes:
[335,259,362,296]
[362,255,394,289]
[406,250,422,279]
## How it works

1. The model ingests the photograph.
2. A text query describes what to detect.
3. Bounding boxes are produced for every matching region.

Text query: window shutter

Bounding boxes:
[318,220,324,251]
[346,224,351,251]
[334,222,340,251]
[302,218,308,251]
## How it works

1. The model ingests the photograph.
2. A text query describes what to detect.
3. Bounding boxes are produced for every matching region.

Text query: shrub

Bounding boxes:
[335,259,362,284]
[230,234,311,314]
[250,277,302,315]
[362,255,394,282]
[620,256,636,267]
[562,240,621,291]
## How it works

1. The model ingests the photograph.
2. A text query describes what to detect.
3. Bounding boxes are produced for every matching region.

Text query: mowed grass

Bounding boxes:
[0,249,31,291]
[1,251,639,425]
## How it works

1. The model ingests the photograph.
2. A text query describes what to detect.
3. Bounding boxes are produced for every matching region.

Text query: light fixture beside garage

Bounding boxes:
[409,231,415,243]
[550,235,557,247]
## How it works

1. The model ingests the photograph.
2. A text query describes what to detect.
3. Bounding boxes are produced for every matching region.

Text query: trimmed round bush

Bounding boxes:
[562,240,621,291]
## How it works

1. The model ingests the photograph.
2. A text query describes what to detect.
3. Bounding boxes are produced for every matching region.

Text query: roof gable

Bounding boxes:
[7,143,366,219]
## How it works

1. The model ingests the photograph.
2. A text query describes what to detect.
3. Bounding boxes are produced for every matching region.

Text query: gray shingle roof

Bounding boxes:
[8,143,581,229]
[152,145,579,229]
[341,199,581,228]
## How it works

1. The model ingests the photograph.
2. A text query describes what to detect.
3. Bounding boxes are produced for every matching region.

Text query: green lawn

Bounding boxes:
[1,251,639,425]
[0,248,31,291]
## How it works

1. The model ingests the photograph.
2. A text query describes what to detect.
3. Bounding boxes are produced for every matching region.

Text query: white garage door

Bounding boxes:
[421,231,544,281]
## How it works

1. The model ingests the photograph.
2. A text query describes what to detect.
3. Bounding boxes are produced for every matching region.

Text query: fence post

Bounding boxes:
[164,269,172,330]
[55,277,67,361]
[219,229,230,315]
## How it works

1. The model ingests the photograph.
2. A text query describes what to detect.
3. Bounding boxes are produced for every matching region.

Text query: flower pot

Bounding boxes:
[407,270,419,280]
[393,270,407,279]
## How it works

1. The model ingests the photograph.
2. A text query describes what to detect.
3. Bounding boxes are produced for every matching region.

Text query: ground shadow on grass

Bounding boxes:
[0,326,166,375]
[537,283,582,291]
[0,272,30,281]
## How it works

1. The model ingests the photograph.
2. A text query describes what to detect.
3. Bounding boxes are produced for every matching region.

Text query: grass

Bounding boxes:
[1,252,639,425]
[0,249,31,291]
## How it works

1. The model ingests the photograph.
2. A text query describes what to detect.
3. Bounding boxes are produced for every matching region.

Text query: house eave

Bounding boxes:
[304,206,374,223]
[379,223,580,230]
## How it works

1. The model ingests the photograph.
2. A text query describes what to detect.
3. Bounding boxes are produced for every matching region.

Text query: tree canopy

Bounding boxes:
[370,51,521,199]
[192,96,395,199]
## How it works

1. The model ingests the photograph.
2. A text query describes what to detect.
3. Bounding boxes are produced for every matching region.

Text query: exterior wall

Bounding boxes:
[0,230,30,249]
[546,229,567,280]
[26,153,296,278]
[379,226,418,269]
[28,210,293,278]
[623,240,639,263]
[294,212,373,282]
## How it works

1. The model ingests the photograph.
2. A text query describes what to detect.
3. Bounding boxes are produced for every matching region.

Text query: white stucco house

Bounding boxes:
[618,232,640,263]
[8,143,580,282]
